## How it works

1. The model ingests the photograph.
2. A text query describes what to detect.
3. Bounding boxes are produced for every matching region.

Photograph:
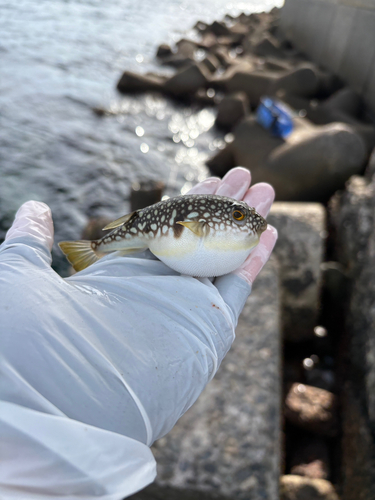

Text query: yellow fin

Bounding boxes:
[102,212,136,231]
[177,220,205,237]
[58,240,99,272]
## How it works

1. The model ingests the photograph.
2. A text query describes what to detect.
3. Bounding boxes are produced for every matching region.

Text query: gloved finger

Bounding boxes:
[233,225,278,284]
[5,201,54,251]
[2,201,54,267]
[214,167,251,199]
[214,181,276,321]
[242,182,275,217]
[187,177,221,195]
[215,226,278,323]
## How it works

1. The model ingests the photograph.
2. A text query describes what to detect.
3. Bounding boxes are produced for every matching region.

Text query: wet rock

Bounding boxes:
[251,33,286,59]
[175,39,198,59]
[267,202,325,341]
[132,258,281,500]
[282,89,375,154]
[290,439,330,480]
[204,20,235,39]
[163,63,210,96]
[130,180,164,211]
[216,63,320,104]
[201,53,221,73]
[117,71,166,93]
[207,117,282,177]
[156,44,173,59]
[284,383,339,437]
[248,120,365,202]
[280,475,339,500]
[215,92,248,129]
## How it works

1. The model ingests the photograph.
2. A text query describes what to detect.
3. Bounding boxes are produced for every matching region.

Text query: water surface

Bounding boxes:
[0,0,281,272]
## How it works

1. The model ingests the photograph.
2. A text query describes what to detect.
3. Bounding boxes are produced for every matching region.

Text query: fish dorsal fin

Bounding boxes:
[102,212,136,231]
[177,220,205,237]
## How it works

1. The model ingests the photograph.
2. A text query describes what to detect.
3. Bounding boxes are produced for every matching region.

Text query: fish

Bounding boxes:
[58,193,267,277]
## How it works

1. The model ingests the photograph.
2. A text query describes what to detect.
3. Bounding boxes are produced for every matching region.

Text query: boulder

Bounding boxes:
[254,121,366,201]
[163,63,210,96]
[117,71,166,93]
[131,258,281,500]
[201,53,221,73]
[249,33,286,59]
[280,475,339,500]
[207,117,282,177]
[215,92,248,129]
[267,202,325,342]
[208,110,367,204]
[284,383,339,437]
[214,63,320,106]
[156,44,173,59]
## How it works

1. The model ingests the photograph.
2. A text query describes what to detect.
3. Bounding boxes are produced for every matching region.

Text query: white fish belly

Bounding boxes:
[149,230,257,277]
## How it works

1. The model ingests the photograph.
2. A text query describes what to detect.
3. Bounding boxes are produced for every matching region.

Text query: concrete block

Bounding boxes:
[280,0,298,39]
[267,202,326,342]
[338,8,375,93]
[312,2,338,65]
[363,53,375,116]
[131,258,281,500]
[322,4,356,74]
[293,0,313,56]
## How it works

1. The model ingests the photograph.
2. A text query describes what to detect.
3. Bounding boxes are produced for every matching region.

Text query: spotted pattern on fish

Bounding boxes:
[59,193,268,276]
[97,194,266,245]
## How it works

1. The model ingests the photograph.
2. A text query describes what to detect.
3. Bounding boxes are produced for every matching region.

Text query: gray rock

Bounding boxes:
[216,63,320,105]
[267,202,325,341]
[117,71,166,93]
[280,475,339,500]
[215,92,248,129]
[156,44,173,59]
[284,383,339,437]
[208,117,367,202]
[163,63,210,96]
[131,258,281,500]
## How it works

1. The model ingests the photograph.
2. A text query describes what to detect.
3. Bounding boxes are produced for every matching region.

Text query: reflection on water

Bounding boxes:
[0,0,281,273]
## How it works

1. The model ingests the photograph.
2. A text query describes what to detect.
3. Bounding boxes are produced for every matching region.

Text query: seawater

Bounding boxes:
[0,0,281,272]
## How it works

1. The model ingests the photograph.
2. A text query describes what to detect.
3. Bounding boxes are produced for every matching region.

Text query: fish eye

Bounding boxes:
[232,209,245,221]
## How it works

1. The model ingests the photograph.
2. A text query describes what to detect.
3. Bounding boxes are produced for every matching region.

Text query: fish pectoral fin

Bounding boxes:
[177,220,206,237]
[102,212,136,231]
[59,240,99,272]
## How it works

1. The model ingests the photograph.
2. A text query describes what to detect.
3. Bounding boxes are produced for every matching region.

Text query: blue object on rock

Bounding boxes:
[256,97,294,138]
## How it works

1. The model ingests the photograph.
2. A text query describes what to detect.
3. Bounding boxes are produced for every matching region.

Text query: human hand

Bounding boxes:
[0,167,277,499]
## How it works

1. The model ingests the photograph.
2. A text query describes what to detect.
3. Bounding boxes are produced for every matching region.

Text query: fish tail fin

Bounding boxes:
[58,240,99,272]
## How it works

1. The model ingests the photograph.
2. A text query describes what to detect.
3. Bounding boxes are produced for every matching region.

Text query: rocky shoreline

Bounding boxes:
[111,6,375,500]
[116,7,375,204]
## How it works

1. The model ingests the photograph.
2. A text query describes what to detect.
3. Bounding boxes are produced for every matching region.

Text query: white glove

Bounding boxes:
[0,167,277,499]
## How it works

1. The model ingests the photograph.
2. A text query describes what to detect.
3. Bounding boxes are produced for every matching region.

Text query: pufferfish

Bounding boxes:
[59,194,267,277]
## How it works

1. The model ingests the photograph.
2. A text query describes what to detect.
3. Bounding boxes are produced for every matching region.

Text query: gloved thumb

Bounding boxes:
[3,201,54,266]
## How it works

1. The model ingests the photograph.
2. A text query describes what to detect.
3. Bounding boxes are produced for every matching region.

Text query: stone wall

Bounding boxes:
[280,0,375,115]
